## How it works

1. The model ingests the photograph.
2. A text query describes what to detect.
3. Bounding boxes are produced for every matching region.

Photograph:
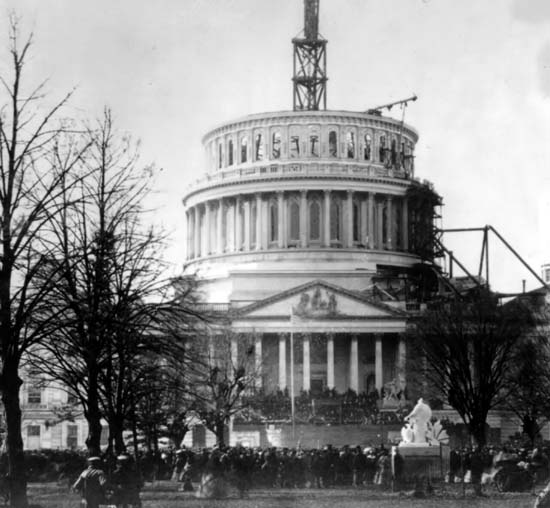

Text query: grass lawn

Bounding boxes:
[23,482,538,508]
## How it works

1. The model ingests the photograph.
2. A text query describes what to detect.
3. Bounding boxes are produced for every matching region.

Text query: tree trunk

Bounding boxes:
[522,415,540,445]
[469,419,487,447]
[85,371,103,456]
[2,367,28,508]
[215,421,226,447]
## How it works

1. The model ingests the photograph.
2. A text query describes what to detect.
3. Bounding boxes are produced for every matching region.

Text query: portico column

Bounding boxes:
[327,334,335,389]
[243,199,251,251]
[235,195,242,251]
[193,206,200,258]
[375,334,383,392]
[217,199,224,253]
[346,190,354,248]
[255,193,262,251]
[277,191,284,249]
[204,202,211,255]
[255,334,263,389]
[397,335,406,382]
[323,190,331,247]
[349,335,359,393]
[402,198,409,252]
[367,193,375,249]
[385,196,393,250]
[377,200,384,250]
[300,190,308,248]
[303,334,311,391]
[278,334,287,391]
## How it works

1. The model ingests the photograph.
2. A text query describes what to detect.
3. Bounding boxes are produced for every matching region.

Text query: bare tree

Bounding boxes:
[30,110,176,455]
[410,289,533,446]
[0,17,90,507]
[188,331,258,446]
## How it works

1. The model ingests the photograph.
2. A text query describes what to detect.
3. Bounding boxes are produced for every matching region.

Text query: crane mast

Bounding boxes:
[292,0,327,111]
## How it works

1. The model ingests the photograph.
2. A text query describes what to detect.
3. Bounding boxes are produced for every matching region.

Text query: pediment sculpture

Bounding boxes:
[293,287,339,318]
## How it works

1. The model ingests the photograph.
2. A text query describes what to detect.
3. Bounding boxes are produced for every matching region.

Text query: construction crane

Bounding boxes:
[366,95,417,115]
[292,0,327,111]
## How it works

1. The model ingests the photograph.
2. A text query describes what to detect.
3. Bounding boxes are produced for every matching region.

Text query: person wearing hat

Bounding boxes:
[111,454,142,508]
[72,457,108,508]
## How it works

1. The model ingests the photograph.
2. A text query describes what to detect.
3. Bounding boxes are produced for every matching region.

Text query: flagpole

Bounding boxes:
[290,309,295,442]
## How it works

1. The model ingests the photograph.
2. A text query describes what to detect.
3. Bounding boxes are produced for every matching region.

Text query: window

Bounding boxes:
[241,137,248,163]
[309,200,321,241]
[329,131,337,157]
[28,387,42,405]
[27,425,40,437]
[330,198,342,243]
[67,392,78,405]
[364,133,372,161]
[290,136,300,158]
[272,132,281,159]
[289,200,300,244]
[269,200,278,244]
[255,133,264,161]
[218,143,223,169]
[67,425,78,449]
[309,134,319,157]
[228,139,234,166]
[544,268,550,283]
[346,132,355,159]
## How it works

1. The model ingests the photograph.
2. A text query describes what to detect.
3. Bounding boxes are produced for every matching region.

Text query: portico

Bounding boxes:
[229,279,409,397]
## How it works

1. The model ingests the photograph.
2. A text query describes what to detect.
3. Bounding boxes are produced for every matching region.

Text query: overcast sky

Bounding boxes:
[4,0,550,293]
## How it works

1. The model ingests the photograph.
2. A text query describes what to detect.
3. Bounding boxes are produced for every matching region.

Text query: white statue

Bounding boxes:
[401,422,414,444]
[403,398,432,444]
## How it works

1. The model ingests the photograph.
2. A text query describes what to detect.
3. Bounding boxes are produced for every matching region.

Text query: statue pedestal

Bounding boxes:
[393,444,445,481]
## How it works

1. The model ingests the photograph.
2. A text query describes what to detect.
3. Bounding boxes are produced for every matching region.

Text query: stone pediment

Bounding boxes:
[234,280,407,320]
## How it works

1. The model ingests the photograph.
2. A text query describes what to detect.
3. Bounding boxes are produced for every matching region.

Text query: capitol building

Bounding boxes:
[182,109,428,400]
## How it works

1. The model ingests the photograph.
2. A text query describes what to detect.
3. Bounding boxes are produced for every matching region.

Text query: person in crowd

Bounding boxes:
[393,448,404,491]
[72,457,109,508]
[111,454,142,508]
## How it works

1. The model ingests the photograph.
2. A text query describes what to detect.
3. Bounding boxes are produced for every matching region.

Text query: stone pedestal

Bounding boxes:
[394,443,444,481]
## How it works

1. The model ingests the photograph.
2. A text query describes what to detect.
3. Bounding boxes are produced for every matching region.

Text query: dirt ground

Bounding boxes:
[22,481,539,508]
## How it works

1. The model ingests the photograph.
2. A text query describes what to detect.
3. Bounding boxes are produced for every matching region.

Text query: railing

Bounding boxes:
[186,160,414,195]
[191,302,231,313]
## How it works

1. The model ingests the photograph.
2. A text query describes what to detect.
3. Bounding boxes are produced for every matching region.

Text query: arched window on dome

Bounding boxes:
[329,130,338,157]
[309,199,321,243]
[391,139,397,167]
[218,143,223,169]
[255,133,264,161]
[272,131,281,159]
[288,199,300,246]
[290,135,300,158]
[250,201,257,248]
[241,137,248,163]
[228,139,234,166]
[379,135,386,164]
[346,132,355,159]
[353,200,361,244]
[310,133,319,157]
[364,133,372,161]
[268,199,278,246]
[330,197,343,245]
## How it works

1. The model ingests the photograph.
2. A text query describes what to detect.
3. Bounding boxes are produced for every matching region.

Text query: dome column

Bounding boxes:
[277,191,285,249]
[217,199,224,253]
[376,199,384,250]
[402,197,409,252]
[255,193,262,251]
[367,193,375,249]
[323,190,331,247]
[204,201,212,255]
[193,206,200,258]
[346,190,354,248]
[300,190,308,248]
[386,196,393,250]
[243,198,251,251]
[235,195,243,251]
